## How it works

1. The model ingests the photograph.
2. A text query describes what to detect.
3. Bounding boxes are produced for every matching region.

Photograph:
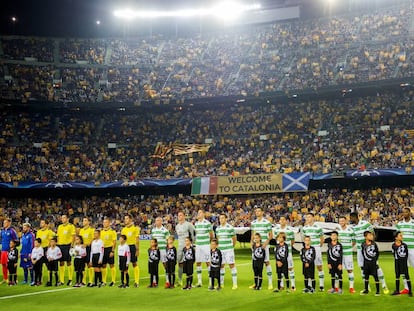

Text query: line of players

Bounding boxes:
[0,210,237,290]
[1,207,414,295]
[249,207,414,296]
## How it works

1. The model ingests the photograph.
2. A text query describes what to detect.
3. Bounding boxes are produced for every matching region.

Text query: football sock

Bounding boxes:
[30,268,34,282]
[134,266,140,284]
[408,279,412,292]
[2,264,8,280]
[375,281,380,293]
[172,273,175,286]
[403,275,408,289]
[318,271,324,288]
[89,267,94,283]
[67,264,73,281]
[266,265,273,286]
[196,266,202,284]
[312,279,316,290]
[258,277,263,289]
[220,268,225,285]
[377,267,386,287]
[102,267,107,283]
[396,279,400,292]
[349,272,354,288]
[289,270,295,288]
[109,266,116,283]
[126,273,129,286]
[59,265,65,283]
[121,272,125,284]
[231,267,237,286]
[24,268,28,282]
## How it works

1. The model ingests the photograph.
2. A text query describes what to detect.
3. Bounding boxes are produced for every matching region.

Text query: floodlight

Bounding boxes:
[113,2,261,20]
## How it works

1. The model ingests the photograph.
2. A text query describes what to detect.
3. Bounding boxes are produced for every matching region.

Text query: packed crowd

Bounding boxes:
[1,2,414,102]
[1,186,412,232]
[1,89,414,182]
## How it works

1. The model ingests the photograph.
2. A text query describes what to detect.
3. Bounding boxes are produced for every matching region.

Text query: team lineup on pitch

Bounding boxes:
[1,207,413,298]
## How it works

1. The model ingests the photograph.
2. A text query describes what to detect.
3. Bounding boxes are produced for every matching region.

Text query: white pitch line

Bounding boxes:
[0,263,253,299]
[0,287,75,300]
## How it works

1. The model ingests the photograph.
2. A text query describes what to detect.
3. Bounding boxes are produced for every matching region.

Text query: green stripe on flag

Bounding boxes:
[192,177,202,195]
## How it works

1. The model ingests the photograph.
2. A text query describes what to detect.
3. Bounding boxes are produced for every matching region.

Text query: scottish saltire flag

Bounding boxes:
[282,172,310,192]
[191,177,218,195]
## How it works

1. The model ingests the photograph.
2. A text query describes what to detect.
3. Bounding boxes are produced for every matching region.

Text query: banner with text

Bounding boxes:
[191,173,310,195]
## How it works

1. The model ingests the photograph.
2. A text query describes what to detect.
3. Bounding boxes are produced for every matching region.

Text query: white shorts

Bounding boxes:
[408,249,414,267]
[160,249,167,263]
[357,249,363,268]
[287,253,294,269]
[221,249,235,265]
[314,246,323,266]
[342,254,354,271]
[195,245,211,263]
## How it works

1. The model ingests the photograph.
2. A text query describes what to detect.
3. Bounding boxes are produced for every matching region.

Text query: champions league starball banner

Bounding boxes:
[0,179,192,189]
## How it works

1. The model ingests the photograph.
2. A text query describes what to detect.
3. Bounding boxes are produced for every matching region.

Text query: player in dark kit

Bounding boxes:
[327,231,343,294]
[182,237,195,290]
[165,236,177,289]
[301,236,316,293]
[274,233,290,293]
[148,239,161,288]
[251,233,270,290]
[391,231,412,296]
[209,239,222,291]
[360,231,380,296]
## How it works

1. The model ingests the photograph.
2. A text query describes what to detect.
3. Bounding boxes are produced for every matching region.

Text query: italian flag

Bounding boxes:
[191,176,218,195]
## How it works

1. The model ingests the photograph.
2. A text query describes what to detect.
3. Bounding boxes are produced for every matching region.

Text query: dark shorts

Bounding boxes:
[103,247,115,265]
[166,261,176,274]
[395,261,409,279]
[119,256,128,271]
[329,263,342,277]
[303,263,315,279]
[129,245,137,264]
[42,248,49,264]
[209,267,220,279]
[58,244,72,262]
[8,261,17,274]
[363,263,378,279]
[74,258,85,272]
[85,246,91,265]
[91,253,102,268]
[20,254,33,269]
[183,260,194,275]
[48,259,59,272]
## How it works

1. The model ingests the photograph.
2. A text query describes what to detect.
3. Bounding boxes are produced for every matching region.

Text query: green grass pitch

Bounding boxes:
[0,241,413,311]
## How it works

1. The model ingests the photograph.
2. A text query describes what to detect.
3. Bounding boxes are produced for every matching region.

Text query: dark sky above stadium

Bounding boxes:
[0,0,305,37]
[0,0,385,38]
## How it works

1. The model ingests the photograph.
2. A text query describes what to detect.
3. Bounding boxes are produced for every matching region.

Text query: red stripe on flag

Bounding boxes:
[210,176,218,194]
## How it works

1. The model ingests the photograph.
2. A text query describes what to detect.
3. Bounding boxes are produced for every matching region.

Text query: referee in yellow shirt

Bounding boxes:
[101,217,117,286]
[35,219,55,284]
[79,217,94,286]
[57,215,76,286]
[121,214,140,287]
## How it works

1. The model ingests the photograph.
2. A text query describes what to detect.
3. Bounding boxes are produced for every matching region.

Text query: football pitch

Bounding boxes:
[0,241,412,311]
